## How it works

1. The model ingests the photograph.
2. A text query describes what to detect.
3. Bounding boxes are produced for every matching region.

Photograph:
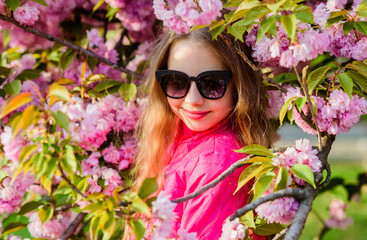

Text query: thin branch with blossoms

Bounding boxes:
[60,213,87,240]
[229,188,306,220]
[0,13,142,79]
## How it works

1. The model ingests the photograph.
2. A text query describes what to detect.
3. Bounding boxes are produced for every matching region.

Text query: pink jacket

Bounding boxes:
[163,121,265,240]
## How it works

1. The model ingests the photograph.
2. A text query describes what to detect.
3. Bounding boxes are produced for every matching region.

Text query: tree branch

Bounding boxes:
[59,163,87,199]
[60,213,87,240]
[171,157,249,203]
[272,227,289,240]
[0,14,141,79]
[284,184,317,240]
[230,188,306,220]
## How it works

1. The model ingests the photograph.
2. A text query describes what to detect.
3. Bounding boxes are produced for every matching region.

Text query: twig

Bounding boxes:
[0,14,141,79]
[219,33,286,93]
[60,213,87,240]
[272,227,289,240]
[171,157,249,203]
[59,163,87,199]
[230,188,305,220]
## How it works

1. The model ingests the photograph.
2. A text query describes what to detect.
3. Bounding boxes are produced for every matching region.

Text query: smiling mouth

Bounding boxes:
[182,109,210,120]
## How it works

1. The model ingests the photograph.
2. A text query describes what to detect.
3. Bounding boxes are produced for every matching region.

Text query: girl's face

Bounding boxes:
[166,38,234,132]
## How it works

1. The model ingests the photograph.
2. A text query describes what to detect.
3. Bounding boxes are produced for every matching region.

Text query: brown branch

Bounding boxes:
[59,163,87,199]
[219,33,286,93]
[171,157,249,203]
[272,227,289,240]
[60,213,87,240]
[230,188,306,220]
[284,184,317,240]
[0,13,141,79]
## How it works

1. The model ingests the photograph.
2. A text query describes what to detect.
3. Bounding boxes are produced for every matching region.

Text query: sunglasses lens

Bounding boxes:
[197,74,227,99]
[162,74,189,98]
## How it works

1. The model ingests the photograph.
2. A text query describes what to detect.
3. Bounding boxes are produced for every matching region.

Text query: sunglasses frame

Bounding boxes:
[155,69,232,100]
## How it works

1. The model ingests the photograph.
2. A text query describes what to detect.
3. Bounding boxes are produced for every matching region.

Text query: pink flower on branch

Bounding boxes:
[14,3,40,26]
[324,199,353,229]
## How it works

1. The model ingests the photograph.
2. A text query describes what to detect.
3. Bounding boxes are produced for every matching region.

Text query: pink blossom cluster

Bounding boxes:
[248,23,330,68]
[284,87,367,135]
[219,218,247,240]
[27,210,76,239]
[274,138,321,186]
[153,0,223,34]
[0,127,25,164]
[255,196,299,224]
[324,198,353,229]
[0,173,34,214]
[325,23,367,61]
[150,191,177,239]
[13,3,40,26]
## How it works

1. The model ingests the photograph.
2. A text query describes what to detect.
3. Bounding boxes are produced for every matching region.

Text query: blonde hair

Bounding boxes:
[135,28,273,188]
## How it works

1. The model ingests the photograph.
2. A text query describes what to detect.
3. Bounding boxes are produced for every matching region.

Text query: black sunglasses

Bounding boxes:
[155,69,232,100]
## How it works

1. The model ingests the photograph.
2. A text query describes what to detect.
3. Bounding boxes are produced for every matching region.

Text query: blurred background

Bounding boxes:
[275,122,367,240]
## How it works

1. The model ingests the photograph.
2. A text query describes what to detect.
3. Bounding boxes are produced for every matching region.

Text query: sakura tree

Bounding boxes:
[0,0,366,240]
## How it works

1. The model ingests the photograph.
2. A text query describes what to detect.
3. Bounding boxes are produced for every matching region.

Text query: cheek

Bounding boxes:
[167,98,182,115]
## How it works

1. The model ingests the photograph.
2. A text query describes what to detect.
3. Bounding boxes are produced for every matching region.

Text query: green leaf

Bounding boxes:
[18,144,38,164]
[294,97,307,112]
[138,177,158,199]
[274,167,289,191]
[337,72,354,98]
[295,11,314,24]
[267,0,288,12]
[254,219,285,236]
[257,16,277,43]
[253,172,276,200]
[86,74,109,85]
[343,22,355,36]
[61,145,77,174]
[229,0,262,22]
[357,0,367,17]
[59,49,76,71]
[48,83,71,102]
[291,164,316,188]
[354,21,367,36]
[239,210,256,229]
[3,80,21,96]
[235,164,273,194]
[18,201,43,215]
[0,92,33,119]
[53,111,70,133]
[281,14,297,41]
[39,205,54,224]
[130,219,145,240]
[92,0,105,14]
[279,97,296,125]
[235,144,274,157]
[346,61,367,77]
[132,197,150,215]
[224,0,244,8]
[326,15,345,27]
[274,72,298,83]
[0,66,12,77]
[5,0,20,11]
[94,80,121,92]
[0,222,27,236]
[119,83,137,103]
[30,0,48,6]
[210,24,226,40]
[15,69,42,81]
[45,157,57,180]
[347,70,367,93]
[307,66,331,94]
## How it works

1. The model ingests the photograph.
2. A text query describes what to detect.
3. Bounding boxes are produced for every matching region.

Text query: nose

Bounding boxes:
[184,82,204,105]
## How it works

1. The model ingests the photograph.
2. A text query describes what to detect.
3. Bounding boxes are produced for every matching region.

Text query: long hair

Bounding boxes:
[134,28,273,188]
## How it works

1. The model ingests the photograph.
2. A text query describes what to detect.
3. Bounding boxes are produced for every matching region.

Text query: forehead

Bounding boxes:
[167,38,227,76]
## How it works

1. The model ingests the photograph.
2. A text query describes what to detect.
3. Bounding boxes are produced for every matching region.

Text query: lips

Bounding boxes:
[182,109,210,120]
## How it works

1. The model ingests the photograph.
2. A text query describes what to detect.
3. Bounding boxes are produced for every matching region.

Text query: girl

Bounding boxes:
[135,28,273,239]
